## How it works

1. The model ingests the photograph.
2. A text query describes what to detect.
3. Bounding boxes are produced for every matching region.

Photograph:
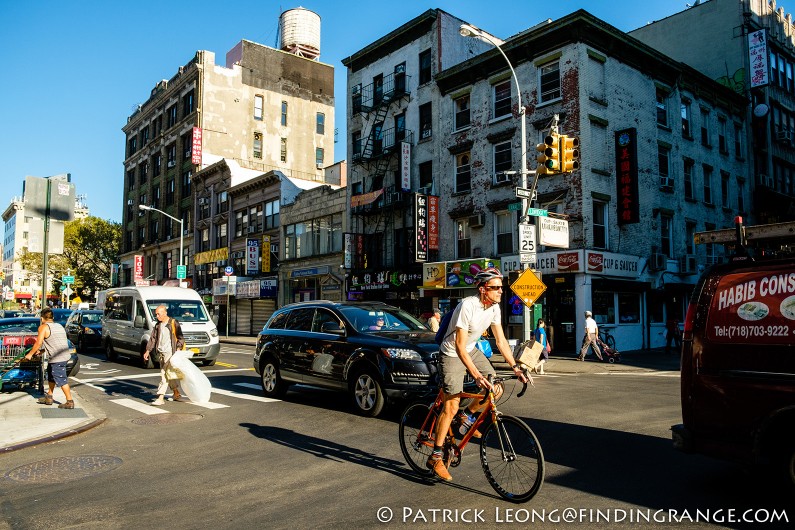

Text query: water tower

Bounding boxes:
[279,7,321,60]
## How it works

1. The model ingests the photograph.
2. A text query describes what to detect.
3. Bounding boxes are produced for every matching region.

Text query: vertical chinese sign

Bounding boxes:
[615,128,640,225]
[344,233,353,269]
[415,194,428,262]
[246,238,260,276]
[191,127,203,165]
[401,142,411,191]
[261,235,271,273]
[428,195,439,251]
[134,254,144,283]
[748,29,769,88]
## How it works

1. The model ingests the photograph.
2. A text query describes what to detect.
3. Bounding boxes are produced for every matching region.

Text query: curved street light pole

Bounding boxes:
[138,204,184,276]
[460,24,532,343]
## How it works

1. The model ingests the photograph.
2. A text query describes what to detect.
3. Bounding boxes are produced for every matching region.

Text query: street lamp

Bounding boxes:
[138,204,184,279]
[460,23,533,343]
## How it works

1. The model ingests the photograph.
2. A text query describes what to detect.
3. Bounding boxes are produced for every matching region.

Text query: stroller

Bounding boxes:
[595,337,621,363]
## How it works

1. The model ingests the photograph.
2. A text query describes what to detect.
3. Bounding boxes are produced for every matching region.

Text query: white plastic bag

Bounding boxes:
[169,350,212,404]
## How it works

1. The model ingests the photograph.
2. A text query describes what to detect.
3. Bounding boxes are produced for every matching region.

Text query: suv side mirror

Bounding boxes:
[321,321,345,335]
[134,315,146,328]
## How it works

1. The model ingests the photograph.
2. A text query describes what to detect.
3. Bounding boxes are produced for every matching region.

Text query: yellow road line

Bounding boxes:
[214,362,238,368]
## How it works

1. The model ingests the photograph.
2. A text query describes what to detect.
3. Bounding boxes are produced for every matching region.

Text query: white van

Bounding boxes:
[99,286,220,368]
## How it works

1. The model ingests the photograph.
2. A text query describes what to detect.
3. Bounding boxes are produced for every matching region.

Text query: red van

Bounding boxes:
[672,254,795,486]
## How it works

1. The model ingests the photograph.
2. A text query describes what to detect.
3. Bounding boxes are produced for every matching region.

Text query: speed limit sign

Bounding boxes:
[519,223,536,263]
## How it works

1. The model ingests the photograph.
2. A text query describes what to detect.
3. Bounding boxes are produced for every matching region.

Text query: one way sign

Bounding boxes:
[514,187,537,200]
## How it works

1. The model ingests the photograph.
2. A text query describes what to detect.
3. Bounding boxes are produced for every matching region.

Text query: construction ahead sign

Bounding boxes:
[510,268,546,308]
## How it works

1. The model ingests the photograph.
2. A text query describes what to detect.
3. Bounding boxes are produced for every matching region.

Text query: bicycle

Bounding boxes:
[398,370,545,503]
[599,327,617,351]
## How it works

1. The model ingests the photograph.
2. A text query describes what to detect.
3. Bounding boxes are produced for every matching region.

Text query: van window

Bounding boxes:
[146,300,208,323]
[135,300,146,322]
[107,295,133,321]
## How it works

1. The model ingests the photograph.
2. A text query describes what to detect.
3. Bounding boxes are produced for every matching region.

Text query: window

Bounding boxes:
[250,204,263,233]
[215,223,227,248]
[455,152,471,193]
[493,80,511,119]
[683,159,694,200]
[700,108,710,146]
[280,138,287,162]
[253,132,262,159]
[182,131,192,160]
[734,123,743,158]
[153,154,162,177]
[419,102,432,139]
[254,95,263,120]
[737,178,745,212]
[718,117,728,154]
[201,228,210,252]
[703,165,713,204]
[126,169,134,190]
[419,161,432,189]
[685,221,696,255]
[166,179,175,206]
[281,101,288,126]
[139,164,147,184]
[167,143,176,167]
[352,130,362,158]
[593,200,607,249]
[721,171,730,207]
[181,170,191,195]
[539,61,561,102]
[235,209,245,238]
[656,88,668,126]
[316,112,325,134]
[493,141,512,180]
[265,199,279,229]
[617,293,640,324]
[658,145,671,188]
[454,94,470,130]
[395,113,406,142]
[217,191,228,213]
[681,101,691,137]
[373,74,383,105]
[128,136,137,156]
[419,49,432,85]
[167,104,178,128]
[456,217,471,258]
[496,212,514,254]
[660,214,673,258]
[315,148,324,168]
[182,89,195,117]
[284,214,342,259]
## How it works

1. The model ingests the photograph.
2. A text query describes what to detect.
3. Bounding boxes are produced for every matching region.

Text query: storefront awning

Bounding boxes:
[195,248,229,265]
[15,293,32,299]
[350,189,383,207]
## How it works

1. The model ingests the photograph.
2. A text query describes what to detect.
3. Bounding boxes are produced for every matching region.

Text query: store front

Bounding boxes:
[346,266,424,315]
[234,278,278,335]
[281,265,344,306]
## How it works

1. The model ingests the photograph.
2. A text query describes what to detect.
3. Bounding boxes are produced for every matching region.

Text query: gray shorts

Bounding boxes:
[439,349,495,395]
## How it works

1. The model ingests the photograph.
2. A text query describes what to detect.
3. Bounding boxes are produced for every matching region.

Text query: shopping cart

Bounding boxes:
[0,333,41,392]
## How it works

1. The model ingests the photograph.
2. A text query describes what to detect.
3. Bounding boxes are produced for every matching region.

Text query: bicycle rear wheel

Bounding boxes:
[479,415,544,502]
[399,402,436,476]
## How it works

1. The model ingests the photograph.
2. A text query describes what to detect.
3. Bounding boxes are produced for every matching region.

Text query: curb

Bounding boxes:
[0,417,107,454]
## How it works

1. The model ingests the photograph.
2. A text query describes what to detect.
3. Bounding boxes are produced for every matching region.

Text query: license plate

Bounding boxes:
[190,348,200,356]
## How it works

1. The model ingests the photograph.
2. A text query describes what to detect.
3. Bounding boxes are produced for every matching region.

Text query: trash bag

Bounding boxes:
[169,351,212,404]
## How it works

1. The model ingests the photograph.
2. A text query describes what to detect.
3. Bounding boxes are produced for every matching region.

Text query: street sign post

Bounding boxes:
[509,268,547,309]
[514,187,536,200]
[61,275,74,284]
[525,207,548,217]
[518,223,536,264]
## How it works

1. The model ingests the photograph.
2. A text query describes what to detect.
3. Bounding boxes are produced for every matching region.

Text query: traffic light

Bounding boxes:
[536,131,560,174]
[560,135,580,172]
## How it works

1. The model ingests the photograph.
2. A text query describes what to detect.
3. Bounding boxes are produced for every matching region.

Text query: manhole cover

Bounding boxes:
[131,413,203,425]
[4,455,123,484]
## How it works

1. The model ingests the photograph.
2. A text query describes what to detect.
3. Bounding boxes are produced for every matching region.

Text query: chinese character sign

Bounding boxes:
[191,127,203,165]
[415,194,428,262]
[134,255,144,282]
[614,128,640,225]
[748,29,769,88]
[261,235,271,272]
[246,238,260,276]
[401,142,411,191]
[428,195,439,250]
[344,233,353,269]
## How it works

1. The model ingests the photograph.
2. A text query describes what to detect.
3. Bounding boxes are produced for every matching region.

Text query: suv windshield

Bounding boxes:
[147,300,209,323]
[338,306,428,333]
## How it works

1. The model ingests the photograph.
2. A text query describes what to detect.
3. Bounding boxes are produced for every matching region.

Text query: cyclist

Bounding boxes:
[427,266,528,481]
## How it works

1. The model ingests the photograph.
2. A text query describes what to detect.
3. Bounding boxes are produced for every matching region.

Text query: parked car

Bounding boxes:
[64,309,103,352]
[0,310,28,319]
[50,308,73,326]
[253,301,474,417]
[0,317,80,376]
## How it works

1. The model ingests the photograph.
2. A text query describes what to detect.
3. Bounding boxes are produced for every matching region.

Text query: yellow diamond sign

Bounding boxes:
[510,268,547,308]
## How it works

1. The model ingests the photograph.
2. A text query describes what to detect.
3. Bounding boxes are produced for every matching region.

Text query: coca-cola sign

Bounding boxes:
[587,252,604,273]
[557,252,580,272]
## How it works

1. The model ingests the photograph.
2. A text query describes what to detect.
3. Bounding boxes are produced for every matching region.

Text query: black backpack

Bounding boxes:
[434,303,459,345]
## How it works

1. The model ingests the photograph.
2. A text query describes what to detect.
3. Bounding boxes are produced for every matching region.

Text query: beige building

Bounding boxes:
[119,34,335,287]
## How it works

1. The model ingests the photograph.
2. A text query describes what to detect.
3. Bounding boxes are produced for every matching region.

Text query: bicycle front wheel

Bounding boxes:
[479,415,544,502]
[399,402,436,476]
[605,334,616,351]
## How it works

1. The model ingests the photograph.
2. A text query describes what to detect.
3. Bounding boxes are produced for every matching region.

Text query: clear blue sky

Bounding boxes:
[0,0,686,224]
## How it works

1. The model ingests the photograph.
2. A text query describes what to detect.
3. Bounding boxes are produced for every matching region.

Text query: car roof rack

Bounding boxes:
[694,217,795,260]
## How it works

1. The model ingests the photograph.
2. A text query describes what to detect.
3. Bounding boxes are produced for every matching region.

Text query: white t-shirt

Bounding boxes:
[585,316,598,334]
[440,296,501,357]
[157,320,172,354]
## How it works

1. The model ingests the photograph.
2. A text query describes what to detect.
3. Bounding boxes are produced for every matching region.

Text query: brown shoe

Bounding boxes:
[58,400,75,409]
[172,390,182,402]
[37,394,54,405]
[426,456,453,481]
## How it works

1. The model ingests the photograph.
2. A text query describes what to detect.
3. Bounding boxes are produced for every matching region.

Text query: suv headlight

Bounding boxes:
[381,348,422,361]
[209,328,219,337]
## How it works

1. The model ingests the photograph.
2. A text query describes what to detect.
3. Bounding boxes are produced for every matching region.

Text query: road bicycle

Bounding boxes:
[398,370,545,503]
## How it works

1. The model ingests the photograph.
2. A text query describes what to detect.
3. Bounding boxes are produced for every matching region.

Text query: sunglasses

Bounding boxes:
[483,285,503,291]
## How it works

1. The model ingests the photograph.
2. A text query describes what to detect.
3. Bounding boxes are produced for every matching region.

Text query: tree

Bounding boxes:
[17,216,121,301]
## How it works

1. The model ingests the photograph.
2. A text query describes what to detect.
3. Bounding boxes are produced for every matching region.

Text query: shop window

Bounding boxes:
[592,291,615,325]
[647,290,665,323]
[618,292,640,323]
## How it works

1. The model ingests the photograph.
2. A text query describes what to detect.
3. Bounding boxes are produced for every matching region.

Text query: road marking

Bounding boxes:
[189,400,229,409]
[214,362,237,368]
[110,398,168,414]
[601,371,680,377]
[73,367,253,383]
[211,387,280,403]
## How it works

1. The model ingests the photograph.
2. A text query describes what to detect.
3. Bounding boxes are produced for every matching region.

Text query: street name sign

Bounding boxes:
[61,275,74,284]
[514,187,536,200]
[526,207,548,217]
[507,202,522,211]
[509,268,547,308]
[177,265,187,279]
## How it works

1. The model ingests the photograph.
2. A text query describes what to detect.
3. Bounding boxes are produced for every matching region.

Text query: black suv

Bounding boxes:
[254,301,450,416]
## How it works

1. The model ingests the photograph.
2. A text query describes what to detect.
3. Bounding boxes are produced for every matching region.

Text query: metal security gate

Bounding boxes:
[252,299,276,333]
[235,299,252,336]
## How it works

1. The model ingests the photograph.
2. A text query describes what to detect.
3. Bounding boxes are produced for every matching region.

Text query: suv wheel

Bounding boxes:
[105,340,118,362]
[351,369,385,417]
[260,355,288,398]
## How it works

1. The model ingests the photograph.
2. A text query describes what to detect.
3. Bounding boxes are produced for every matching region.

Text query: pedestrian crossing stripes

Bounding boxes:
[110,398,169,415]
[107,384,277,414]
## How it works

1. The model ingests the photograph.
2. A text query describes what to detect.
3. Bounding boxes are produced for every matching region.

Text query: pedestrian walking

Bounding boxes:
[143,304,185,405]
[577,310,603,361]
[427,308,441,332]
[533,319,549,374]
[23,307,75,408]
[665,317,682,354]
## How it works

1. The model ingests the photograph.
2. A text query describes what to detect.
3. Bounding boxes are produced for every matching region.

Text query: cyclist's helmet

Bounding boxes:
[475,266,503,287]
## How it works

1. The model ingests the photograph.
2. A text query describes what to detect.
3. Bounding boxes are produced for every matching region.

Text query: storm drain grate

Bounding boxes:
[4,455,123,484]
[131,413,204,425]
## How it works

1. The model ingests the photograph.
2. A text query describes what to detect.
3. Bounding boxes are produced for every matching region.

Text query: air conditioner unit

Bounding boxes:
[167,160,176,168]
[659,176,674,189]
[417,186,432,195]
[775,130,792,142]
[649,252,667,272]
[395,64,406,74]
[198,197,208,205]
[469,213,486,228]
[127,199,133,206]
[247,226,256,234]
[495,172,511,184]
[678,254,697,275]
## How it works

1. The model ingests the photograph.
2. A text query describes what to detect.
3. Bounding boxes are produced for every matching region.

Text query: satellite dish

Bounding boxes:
[753,103,769,117]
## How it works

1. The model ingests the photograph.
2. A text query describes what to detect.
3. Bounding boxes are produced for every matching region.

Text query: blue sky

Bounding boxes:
[0,0,687,223]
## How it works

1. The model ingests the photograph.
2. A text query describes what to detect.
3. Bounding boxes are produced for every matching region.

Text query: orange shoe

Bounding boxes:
[425,456,453,481]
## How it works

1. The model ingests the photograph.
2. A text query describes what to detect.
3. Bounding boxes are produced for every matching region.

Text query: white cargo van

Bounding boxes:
[99,286,220,368]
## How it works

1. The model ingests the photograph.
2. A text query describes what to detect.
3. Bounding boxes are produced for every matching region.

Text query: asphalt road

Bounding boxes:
[0,345,792,529]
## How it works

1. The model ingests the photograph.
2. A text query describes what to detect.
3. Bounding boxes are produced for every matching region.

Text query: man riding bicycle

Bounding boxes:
[428,267,528,481]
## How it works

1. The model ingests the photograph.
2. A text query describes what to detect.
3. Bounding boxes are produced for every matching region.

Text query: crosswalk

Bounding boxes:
[104,383,278,413]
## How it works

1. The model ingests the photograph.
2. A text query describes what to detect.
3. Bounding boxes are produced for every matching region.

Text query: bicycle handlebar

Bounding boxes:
[478,369,531,405]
